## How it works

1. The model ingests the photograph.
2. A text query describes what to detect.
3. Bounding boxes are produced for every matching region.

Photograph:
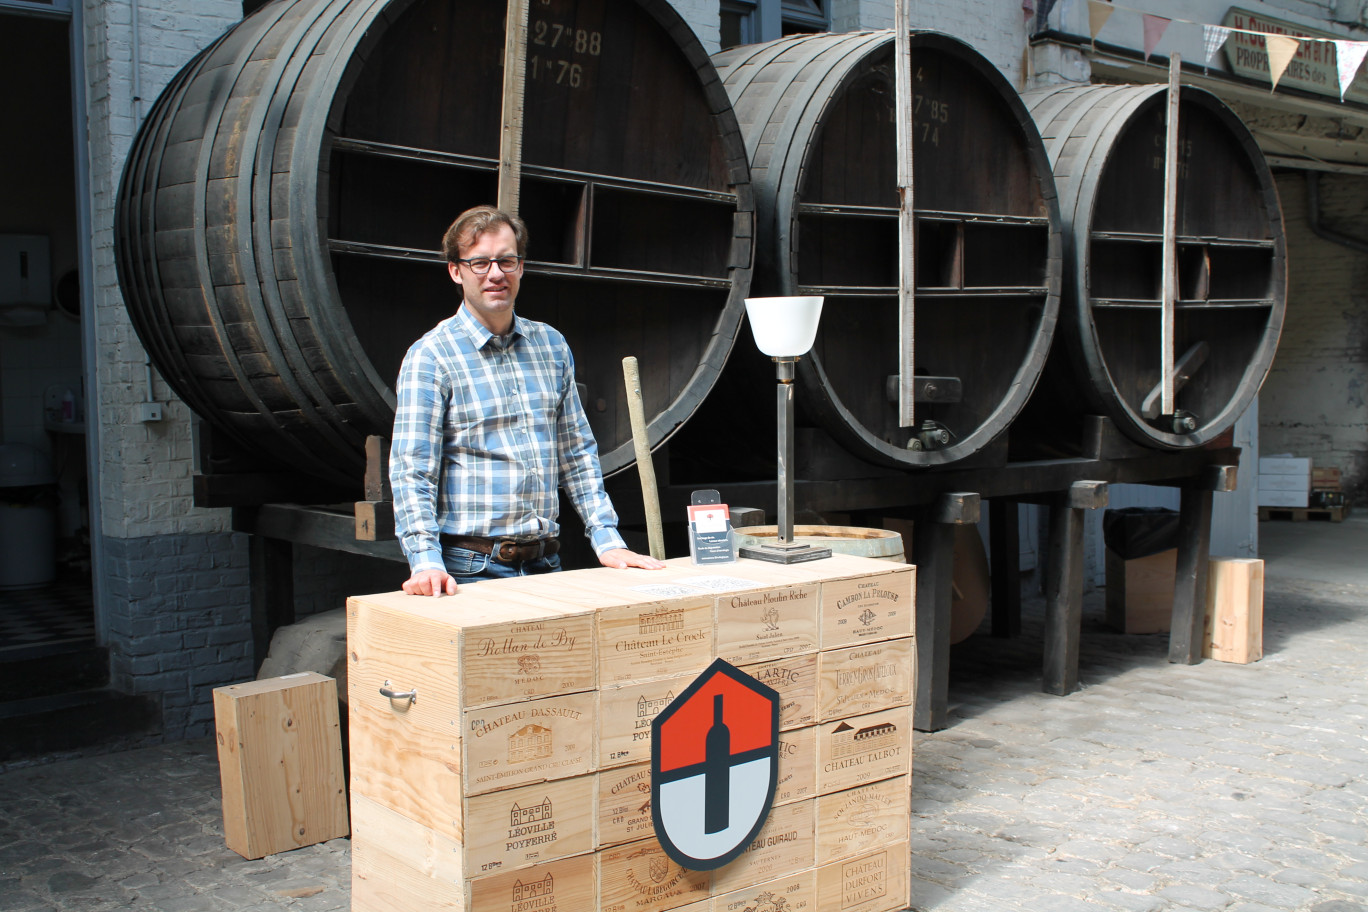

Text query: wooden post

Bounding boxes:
[1043,481,1108,695]
[1169,465,1234,664]
[989,499,1021,638]
[623,357,666,560]
[497,0,530,213]
[894,0,916,428]
[913,493,980,731]
[1160,53,1182,416]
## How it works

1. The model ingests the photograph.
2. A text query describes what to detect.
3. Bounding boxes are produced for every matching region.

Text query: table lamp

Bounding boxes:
[737,296,832,564]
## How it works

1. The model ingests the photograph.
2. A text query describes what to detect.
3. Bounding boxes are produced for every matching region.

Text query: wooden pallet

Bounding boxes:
[1258,506,1348,523]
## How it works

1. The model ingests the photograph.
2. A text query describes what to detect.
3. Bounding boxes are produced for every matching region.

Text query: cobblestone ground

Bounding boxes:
[0,520,1365,911]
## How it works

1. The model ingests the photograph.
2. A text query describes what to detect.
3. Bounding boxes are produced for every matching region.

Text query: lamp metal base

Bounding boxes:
[738,542,833,564]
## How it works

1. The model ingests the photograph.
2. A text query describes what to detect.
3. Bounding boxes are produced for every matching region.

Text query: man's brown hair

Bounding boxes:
[442,206,529,263]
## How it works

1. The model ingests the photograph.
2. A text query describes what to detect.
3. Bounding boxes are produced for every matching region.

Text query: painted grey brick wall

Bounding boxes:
[103,533,252,741]
[1261,172,1368,506]
[292,547,409,619]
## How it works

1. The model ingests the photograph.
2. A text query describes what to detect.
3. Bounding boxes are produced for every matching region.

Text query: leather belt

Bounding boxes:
[441,534,560,564]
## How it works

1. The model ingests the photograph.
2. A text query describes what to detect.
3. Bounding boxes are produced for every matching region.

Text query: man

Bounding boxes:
[391,205,664,596]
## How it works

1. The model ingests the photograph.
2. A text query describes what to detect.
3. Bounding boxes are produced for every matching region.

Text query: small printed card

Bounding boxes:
[687,490,736,566]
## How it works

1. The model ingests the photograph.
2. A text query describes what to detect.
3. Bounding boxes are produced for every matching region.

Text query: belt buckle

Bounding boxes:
[491,540,520,564]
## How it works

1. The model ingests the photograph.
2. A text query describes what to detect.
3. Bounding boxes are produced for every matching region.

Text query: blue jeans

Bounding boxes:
[441,545,562,584]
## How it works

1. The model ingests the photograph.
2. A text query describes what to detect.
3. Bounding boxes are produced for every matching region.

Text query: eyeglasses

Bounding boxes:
[455,255,524,275]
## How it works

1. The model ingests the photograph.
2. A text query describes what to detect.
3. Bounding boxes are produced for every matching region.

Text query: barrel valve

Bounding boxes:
[1169,410,1198,434]
[906,419,953,451]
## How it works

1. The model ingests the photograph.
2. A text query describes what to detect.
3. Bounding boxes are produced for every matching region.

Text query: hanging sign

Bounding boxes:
[1223,8,1368,102]
[651,659,780,870]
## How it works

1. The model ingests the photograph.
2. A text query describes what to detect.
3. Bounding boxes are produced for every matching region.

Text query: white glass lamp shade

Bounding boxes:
[744,296,824,357]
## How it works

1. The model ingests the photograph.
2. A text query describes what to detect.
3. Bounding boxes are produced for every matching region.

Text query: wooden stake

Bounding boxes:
[622,357,666,560]
[497,0,530,214]
[1160,53,1181,416]
[895,0,916,428]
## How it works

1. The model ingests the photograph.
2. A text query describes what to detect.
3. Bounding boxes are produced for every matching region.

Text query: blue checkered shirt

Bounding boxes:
[390,305,627,575]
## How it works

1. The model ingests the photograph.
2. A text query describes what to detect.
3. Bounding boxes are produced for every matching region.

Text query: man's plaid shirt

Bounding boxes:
[390,305,627,574]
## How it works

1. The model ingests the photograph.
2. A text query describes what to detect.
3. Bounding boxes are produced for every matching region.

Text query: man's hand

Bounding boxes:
[598,548,666,570]
[403,568,458,596]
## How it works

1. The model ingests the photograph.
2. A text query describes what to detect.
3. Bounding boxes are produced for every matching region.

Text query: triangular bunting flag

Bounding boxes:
[1142,14,1170,61]
[1334,40,1368,100]
[1087,0,1113,45]
[1201,25,1232,69]
[1265,34,1300,92]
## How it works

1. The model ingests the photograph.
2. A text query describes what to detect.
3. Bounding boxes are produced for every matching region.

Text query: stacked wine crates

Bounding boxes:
[347,553,915,912]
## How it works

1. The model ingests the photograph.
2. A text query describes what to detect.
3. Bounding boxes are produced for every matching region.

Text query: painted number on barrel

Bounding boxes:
[532,21,603,55]
[889,93,951,146]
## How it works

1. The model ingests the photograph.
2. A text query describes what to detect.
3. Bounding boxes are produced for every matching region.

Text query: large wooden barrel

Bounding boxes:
[1021,84,1286,451]
[712,31,1062,469]
[116,0,753,488]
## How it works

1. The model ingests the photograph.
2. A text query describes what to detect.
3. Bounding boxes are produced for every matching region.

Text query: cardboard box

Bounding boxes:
[1104,548,1176,635]
[1205,558,1264,664]
[816,638,914,721]
[1258,456,1311,475]
[212,672,349,859]
[1258,473,1310,493]
[1258,487,1310,508]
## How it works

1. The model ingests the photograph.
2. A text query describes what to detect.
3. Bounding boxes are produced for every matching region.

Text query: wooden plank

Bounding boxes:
[739,652,818,731]
[212,672,349,859]
[596,764,654,849]
[597,673,690,769]
[774,725,818,807]
[461,691,597,796]
[364,435,391,501]
[462,775,595,876]
[816,706,913,795]
[349,793,465,912]
[818,566,915,650]
[468,853,596,912]
[895,0,916,428]
[711,799,816,894]
[714,869,817,912]
[354,500,395,542]
[715,582,820,665]
[814,843,910,912]
[1204,558,1264,664]
[912,507,953,732]
[496,0,530,213]
[596,596,714,686]
[1161,55,1182,415]
[598,838,710,912]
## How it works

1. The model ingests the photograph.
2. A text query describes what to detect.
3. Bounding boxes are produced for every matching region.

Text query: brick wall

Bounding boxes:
[1261,172,1368,506]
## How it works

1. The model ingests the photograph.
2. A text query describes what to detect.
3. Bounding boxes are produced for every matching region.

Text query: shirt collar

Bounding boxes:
[455,303,524,351]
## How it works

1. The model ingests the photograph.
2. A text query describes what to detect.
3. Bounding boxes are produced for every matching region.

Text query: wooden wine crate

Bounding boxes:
[713,869,817,912]
[715,582,820,664]
[816,706,914,796]
[815,776,911,866]
[740,652,817,731]
[349,554,916,912]
[815,843,910,912]
[211,672,349,859]
[816,638,914,721]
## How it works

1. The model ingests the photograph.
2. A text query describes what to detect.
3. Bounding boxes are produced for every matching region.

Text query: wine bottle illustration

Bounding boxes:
[704,693,730,834]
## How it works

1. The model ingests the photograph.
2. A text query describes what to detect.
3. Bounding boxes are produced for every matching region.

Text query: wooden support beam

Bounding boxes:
[989,499,1021,639]
[249,533,294,673]
[1170,480,1216,665]
[1160,53,1182,416]
[1068,479,1110,510]
[913,503,956,732]
[1043,492,1086,695]
[894,0,916,427]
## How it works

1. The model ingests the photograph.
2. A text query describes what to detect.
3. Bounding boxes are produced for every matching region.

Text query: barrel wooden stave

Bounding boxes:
[117,0,754,488]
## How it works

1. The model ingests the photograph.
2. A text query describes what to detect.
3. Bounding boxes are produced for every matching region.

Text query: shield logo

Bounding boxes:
[651,658,780,870]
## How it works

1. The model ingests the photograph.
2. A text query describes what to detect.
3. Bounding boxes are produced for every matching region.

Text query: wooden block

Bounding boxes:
[816,638,914,721]
[712,869,817,912]
[464,774,596,877]
[715,582,819,665]
[1104,548,1176,635]
[710,799,816,895]
[599,838,711,912]
[1204,558,1264,664]
[816,706,913,796]
[597,763,655,849]
[815,776,911,866]
[819,566,915,649]
[212,672,349,860]
[774,726,817,807]
[815,843,909,912]
[468,852,598,912]
[354,500,395,541]
[463,691,597,795]
[350,793,464,912]
[740,653,817,731]
[597,597,715,686]
[599,673,691,769]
